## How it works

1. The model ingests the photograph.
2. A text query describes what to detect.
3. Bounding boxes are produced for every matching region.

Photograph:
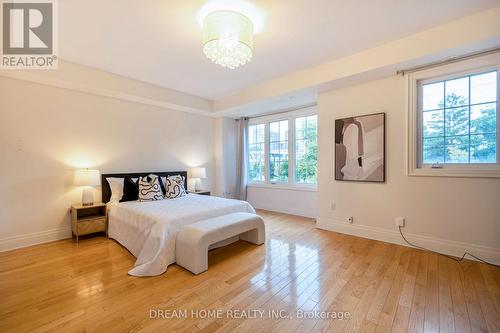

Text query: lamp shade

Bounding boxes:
[202,10,253,69]
[191,167,206,179]
[74,169,100,186]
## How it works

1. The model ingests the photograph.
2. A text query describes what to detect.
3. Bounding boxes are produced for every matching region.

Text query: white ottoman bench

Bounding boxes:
[175,212,265,275]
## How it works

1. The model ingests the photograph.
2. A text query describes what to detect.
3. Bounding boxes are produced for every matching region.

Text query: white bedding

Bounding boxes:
[108,194,255,276]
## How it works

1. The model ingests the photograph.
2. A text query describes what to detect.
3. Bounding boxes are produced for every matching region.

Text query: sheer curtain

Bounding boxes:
[235,117,249,200]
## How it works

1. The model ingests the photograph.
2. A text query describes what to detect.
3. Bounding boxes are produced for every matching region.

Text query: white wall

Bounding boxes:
[317,75,500,263]
[247,186,317,218]
[0,76,215,251]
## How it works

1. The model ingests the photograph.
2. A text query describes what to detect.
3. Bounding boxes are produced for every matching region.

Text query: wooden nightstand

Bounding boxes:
[70,203,107,242]
[188,190,211,196]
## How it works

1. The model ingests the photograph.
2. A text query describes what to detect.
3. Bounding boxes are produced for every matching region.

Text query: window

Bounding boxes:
[407,54,500,178]
[295,115,318,183]
[269,120,289,182]
[420,71,497,164]
[248,124,265,181]
[247,107,318,187]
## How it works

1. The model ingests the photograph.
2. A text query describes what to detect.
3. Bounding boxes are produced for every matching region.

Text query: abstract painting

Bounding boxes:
[335,112,385,182]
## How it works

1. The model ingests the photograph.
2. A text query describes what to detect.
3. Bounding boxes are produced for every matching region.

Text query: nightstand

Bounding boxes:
[70,203,107,242]
[188,190,211,196]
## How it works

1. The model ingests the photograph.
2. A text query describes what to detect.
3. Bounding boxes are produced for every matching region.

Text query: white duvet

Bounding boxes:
[108,194,255,276]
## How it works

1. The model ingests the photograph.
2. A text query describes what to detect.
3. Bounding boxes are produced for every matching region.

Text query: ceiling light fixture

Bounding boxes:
[202,10,254,69]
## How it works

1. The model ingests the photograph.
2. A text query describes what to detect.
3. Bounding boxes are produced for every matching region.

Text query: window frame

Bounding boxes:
[407,53,500,178]
[248,106,317,190]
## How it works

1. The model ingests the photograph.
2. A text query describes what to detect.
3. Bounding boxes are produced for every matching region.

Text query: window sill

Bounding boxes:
[408,166,500,178]
[247,182,317,192]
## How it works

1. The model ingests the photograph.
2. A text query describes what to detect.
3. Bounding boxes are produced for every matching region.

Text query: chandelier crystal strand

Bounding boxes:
[202,10,254,69]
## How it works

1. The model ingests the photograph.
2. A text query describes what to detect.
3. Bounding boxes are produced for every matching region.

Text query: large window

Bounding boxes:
[421,70,497,164]
[248,108,317,186]
[407,55,500,178]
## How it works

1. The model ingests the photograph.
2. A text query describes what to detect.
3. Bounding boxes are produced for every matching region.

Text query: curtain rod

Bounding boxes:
[396,47,500,75]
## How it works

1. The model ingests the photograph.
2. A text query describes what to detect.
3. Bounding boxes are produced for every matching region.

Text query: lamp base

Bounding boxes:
[187,178,197,192]
[82,187,94,206]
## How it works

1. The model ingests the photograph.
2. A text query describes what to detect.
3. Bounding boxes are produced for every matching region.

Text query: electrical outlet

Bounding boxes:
[330,202,336,210]
[347,216,354,224]
[396,217,405,228]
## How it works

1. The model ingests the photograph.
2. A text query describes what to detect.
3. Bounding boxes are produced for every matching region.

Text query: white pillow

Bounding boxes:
[164,175,187,199]
[138,174,164,201]
[161,176,184,190]
[106,177,125,202]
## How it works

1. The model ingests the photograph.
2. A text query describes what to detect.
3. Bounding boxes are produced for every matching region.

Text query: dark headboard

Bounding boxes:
[101,171,188,203]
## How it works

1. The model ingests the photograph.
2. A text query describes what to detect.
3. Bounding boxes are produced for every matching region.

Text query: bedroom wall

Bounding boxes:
[0,76,215,251]
[247,186,317,218]
[317,75,500,263]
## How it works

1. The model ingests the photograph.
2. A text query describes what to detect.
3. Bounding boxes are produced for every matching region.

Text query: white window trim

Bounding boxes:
[248,105,317,190]
[406,53,500,178]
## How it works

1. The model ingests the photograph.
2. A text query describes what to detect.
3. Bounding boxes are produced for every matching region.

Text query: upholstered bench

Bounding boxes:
[175,212,265,275]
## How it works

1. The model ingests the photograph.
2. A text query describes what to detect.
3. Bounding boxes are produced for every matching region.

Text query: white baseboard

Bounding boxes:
[3,219,498,267]
[316,218,500,266]
[0,227,72,252]
[250,201,317,219]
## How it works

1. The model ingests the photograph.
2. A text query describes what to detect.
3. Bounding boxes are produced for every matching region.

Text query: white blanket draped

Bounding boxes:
[108,194,255,276]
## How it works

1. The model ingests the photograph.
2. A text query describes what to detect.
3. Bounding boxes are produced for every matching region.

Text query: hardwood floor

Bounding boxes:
[0,210,499,332]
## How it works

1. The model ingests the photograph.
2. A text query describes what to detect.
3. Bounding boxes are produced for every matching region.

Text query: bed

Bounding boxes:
[102,172,256,276]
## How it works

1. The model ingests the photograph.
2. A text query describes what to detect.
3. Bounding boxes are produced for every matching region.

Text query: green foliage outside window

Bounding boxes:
[248,144,265,181]
[295,119,318,183]
[423,92,497,164]
[270,158,288,182]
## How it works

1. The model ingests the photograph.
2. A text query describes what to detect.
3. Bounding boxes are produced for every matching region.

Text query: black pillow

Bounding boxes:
[120,177,139,202]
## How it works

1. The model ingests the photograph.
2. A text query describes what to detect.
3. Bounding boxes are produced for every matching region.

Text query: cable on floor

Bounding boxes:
[398,226,500,268]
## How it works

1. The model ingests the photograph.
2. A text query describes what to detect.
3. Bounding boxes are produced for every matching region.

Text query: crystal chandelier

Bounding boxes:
[202,10,254,69]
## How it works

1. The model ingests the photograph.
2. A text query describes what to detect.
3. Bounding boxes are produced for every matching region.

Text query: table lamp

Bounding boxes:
[74,169,100,206]
[190,167,206,191]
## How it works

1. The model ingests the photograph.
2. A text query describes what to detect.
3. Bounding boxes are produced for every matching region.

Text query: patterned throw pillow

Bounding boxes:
[138,174,164,201]
[164,175,187,199]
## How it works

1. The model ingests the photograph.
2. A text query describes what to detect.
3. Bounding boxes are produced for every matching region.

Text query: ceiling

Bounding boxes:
[59,0,500,101]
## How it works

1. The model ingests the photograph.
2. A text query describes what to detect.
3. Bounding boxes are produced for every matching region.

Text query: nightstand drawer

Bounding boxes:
[77,217,106,235]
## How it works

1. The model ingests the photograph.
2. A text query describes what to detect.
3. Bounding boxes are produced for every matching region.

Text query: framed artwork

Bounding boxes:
[335,112,385,182]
